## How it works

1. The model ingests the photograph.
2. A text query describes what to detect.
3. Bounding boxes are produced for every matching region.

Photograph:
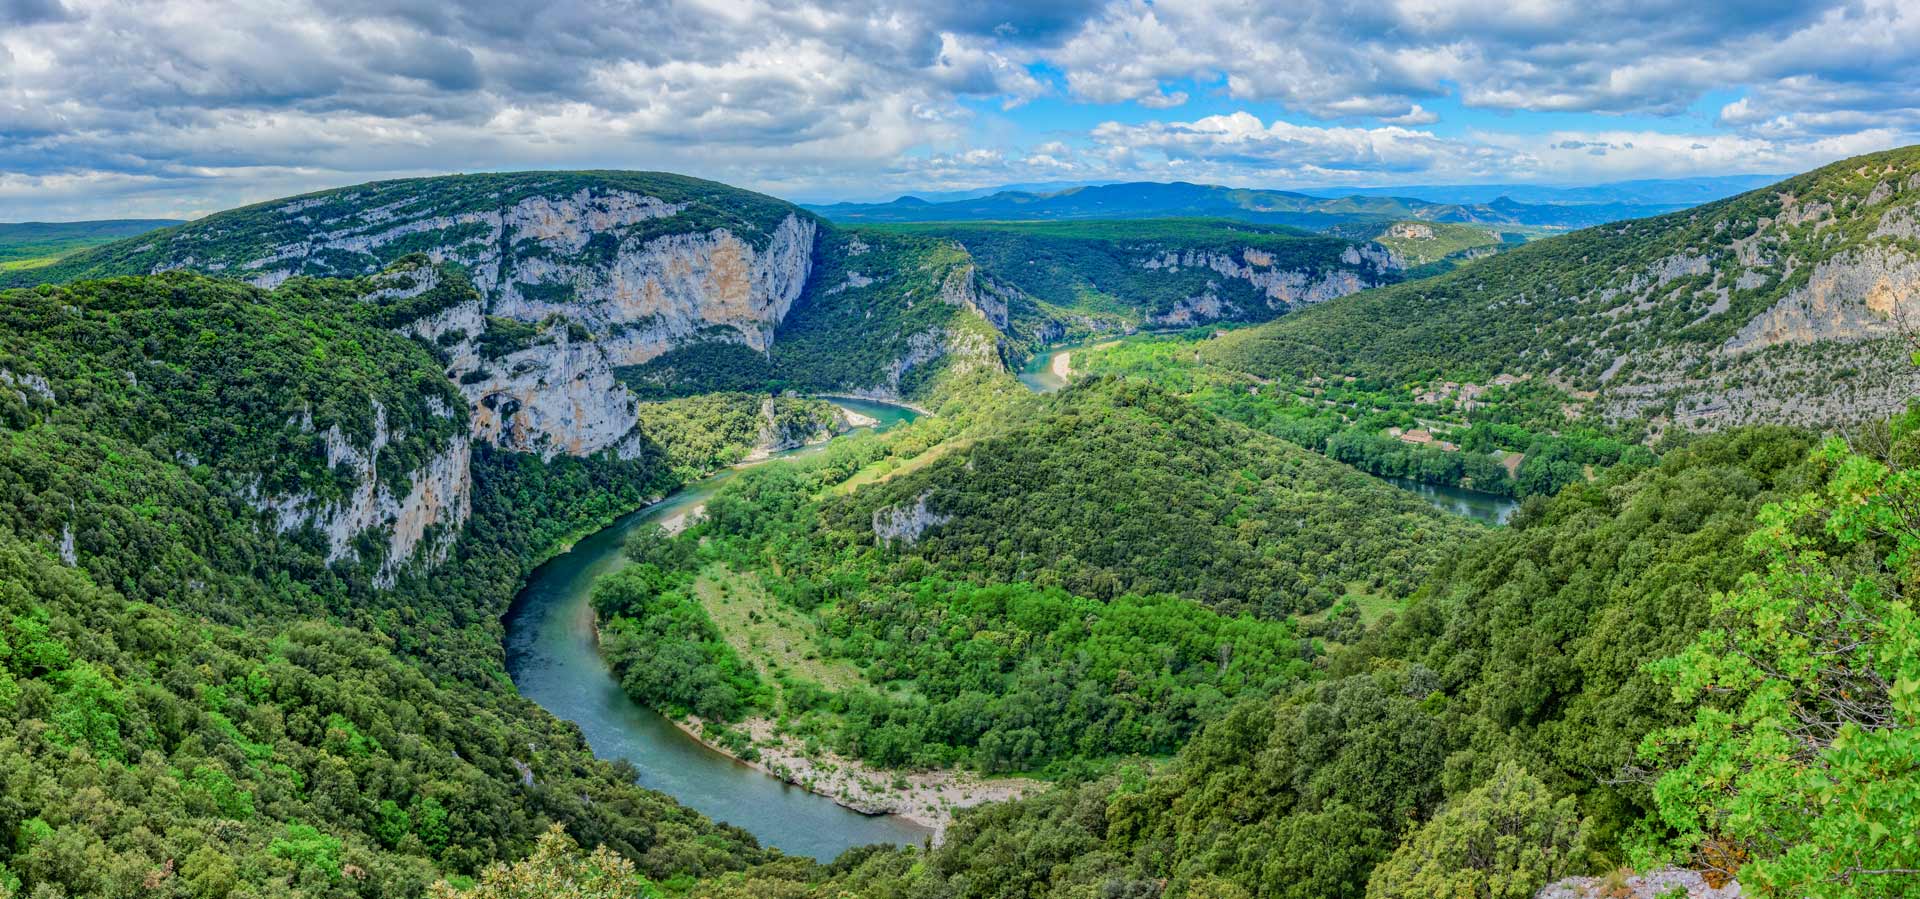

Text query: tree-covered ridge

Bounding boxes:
[590,389,1355,774]
[1340,220,1513,270]
[0,272,464,502]
[1072,328,1653,500]
[590,378,1479,776]
[8,171,807,288]
[869,218,1396,334]
[0,523,767,899]
[1205,145,1920,429]
[0,269,817,897]
[694,426,1831,899]
[804,180,1683,231]
[821,377,1479,616]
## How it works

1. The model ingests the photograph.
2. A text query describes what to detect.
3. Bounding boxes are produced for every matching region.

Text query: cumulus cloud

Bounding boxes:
[0,0,1916,218]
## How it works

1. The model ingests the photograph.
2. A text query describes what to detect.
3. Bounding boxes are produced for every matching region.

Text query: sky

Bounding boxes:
[3,0,1918,220]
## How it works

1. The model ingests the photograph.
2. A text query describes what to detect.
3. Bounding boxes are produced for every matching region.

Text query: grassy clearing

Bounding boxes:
[832,438,972,495]
[693,564,866,691]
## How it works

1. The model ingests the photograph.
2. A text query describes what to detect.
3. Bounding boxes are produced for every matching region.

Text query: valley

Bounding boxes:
[2,148,1918,899]
[503,398,936,860]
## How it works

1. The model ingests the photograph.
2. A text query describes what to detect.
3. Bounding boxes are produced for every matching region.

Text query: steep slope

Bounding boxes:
[14,171,816,366]
[0,271,779,896]
[699,426,1819,899]
[806,180,1679,230]
[828,378,1477,615]
[6,172,1020,410]
[872,219,1400,335]
[1208,145,1920,430]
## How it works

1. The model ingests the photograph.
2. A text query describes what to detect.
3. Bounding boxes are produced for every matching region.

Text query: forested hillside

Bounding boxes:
[1204,146,1920,430]
[4,151,1918,899]
[692,423,1920,899]
[0,272,803,896]
[871,219,1399,336]
[594,377,1475,780]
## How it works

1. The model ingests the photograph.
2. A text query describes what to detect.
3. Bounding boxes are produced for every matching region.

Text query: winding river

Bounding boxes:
[506,348,1515,860]
[503,398,931,860]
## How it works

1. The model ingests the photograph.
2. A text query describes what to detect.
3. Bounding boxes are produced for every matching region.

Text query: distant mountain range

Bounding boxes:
[804,182,1683,232]
[1293,174,1785,207]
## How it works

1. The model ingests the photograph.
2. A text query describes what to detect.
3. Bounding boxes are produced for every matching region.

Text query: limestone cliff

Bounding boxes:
[248,400,473,587]
[872,491,950,546]
[1138,247,1378,325]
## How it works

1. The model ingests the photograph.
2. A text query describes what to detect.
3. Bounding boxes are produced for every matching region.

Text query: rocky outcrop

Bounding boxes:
[461,330,640,460]
[249,401,473,586]
[494,211,816,365]
[936,264,1015,330]
[218,186,821,464]
[1139,248,1378,322]
[873,491,950,546]
[744,396,869,460]
[235,187,816,367]
[0,368,54,406]
[1726,245,1920,352]
[1537,868,1739,899]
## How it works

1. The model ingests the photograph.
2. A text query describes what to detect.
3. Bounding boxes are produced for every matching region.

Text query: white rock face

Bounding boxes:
[1726,245,1920,352]
[226,187,814,368]
[200,188,818,463]
[936,264,1014,330]
[1537,867,1739,899]
[873,491,950,546]
[1138,248,1378,324]
[493,211,817,365]
[249,401,474,586]
[460,330,640,460]
[0,368,54,405]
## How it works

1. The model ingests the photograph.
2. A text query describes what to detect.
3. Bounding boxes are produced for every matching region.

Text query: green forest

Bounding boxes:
[2,149,1918,899]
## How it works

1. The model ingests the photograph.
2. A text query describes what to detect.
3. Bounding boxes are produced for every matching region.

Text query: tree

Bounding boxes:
[432,825,647,899]
[1639,435,1920,898]
[1366,763,1585,899]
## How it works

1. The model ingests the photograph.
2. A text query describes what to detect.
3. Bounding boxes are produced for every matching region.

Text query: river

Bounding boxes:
[1381,475,1518,525]
[502,397,932,860]
[1017,338,1109,393]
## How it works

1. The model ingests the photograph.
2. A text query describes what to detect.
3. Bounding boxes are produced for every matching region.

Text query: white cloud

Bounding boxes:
[0,0,1916,218]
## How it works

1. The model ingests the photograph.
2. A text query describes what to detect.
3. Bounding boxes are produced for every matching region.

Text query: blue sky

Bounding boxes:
[2,0,1917,219]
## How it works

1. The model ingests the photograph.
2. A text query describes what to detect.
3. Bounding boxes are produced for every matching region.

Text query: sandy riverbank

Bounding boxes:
[673,716,1041,842]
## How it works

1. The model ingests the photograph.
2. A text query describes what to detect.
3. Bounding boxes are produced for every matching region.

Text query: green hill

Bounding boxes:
[1206,145,1920,431]
[870,218,1400,335]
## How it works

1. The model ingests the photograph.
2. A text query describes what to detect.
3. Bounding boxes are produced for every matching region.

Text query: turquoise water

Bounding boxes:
[1017,341,1095,393]
[503,398,928,860]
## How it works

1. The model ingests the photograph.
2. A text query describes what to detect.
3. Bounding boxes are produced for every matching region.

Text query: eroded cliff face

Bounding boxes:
[1137,247,1380,325]
[1582,166,1920,429]
[151,183,818,466]
[492,210,816,365]
[231,189,815,355]
[249,401,473,587]
[1725,245,1920,351]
